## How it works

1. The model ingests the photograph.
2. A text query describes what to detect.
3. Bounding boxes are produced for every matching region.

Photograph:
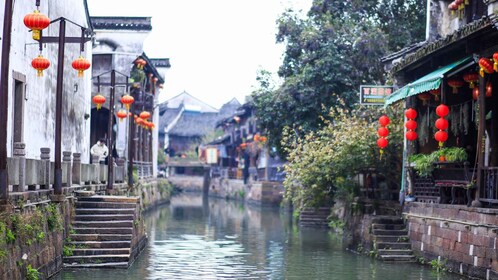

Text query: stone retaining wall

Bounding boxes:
[404,202,498,279]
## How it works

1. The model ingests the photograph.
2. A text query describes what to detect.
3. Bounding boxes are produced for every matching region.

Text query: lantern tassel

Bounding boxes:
[494,61,498,72]
[125,104,130,110]
[96,104,101,110]
[78,70,84,78]
[37,70,43,77]
[32,30,41,41]
[379,149,384,160]
[480,68,484,77]
[438,141,444,148]
[470,82,475,89]
[465,0,469,4]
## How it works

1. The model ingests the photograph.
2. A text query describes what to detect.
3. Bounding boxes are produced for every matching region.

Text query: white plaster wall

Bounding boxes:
[3,0,92,162]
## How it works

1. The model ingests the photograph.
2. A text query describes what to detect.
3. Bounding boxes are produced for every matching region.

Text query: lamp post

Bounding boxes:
[0,0,14,204]
[36,18,92,197]
[93,70,129,192]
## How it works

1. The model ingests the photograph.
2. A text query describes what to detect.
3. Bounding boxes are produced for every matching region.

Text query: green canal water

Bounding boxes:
[57,194,466,280]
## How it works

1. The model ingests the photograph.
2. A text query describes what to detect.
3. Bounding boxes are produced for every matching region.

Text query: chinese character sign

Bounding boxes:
[360,85,393,105]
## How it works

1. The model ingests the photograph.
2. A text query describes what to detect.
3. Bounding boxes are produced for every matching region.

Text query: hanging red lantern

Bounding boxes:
[447,78,464,94]
[479,58,494,77]
[116,110,127,122]
[92,94,106,110]
[377,127,389,137]
[72,56,91,77]
[260,136,267,143]
[405,120,417,131]
[463,72,479,89]
[153,77,159,83]
[240,143,247,149]
[31,55,50,77]
[417,93,431,105]
[147,122,155,130]
[435,117,449,130]
[436,104,450,117]
[472,87,479,101]
[121,95,135,110]
[448,1,458,14]
[405,108,417,120]
[377,138,388,149]
[379,115,390,127]
[139,111,151,120]
[487,81,493,98]
[493,52,498,72]
[406,131,418,141]
[135,58,147,69]
[434,130,448,146]
[135,117,144,126]
[253,134,260,142]
[429,89,440,101]
[23,10,50,40]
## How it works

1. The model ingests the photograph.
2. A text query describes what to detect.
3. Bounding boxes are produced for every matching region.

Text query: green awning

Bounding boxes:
[384,56,473,106]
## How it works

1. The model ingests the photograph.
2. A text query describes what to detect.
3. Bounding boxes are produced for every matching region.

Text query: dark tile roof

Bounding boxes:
[158,107,182,135]
[169,111,220,137]
[91,17,152,31]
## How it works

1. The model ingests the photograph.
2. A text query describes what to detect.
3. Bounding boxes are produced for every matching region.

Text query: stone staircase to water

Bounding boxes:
[299,207,330,228]
[63,195,147,269]
[372,216,415,262]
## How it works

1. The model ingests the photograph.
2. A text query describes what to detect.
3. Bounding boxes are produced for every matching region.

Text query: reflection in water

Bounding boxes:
[59,193,464,280]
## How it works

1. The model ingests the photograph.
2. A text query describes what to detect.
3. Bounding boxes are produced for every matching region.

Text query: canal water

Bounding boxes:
[58,194,465,280]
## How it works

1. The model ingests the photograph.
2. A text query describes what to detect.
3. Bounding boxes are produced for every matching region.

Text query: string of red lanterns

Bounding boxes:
[434,104,449,148]
[405,108,418,142]
[377,115,390,158]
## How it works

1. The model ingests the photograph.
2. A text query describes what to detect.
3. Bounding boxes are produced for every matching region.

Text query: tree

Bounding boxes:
[252,0,426,156]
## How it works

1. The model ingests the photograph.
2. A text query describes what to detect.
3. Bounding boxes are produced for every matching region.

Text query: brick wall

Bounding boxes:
[405,202,498,279]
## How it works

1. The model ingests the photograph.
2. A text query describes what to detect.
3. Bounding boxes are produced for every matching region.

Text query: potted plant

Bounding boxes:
[408,147,467,177]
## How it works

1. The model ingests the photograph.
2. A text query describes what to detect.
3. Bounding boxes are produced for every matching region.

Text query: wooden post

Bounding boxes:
[473,74,486,207]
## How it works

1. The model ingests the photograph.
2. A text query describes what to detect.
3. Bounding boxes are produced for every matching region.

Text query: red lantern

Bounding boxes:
[240,143,247,149]
[436,104,450,117]
[447,78,464,94]
[429,89,440,101]
[139,111,151,120]
[135,58,146,69]
[23,10,50,40]
[72,56,91,77]
[377,127,389,138]
[463,72,479,89]
[147,122,155,130]
[153,77,159,83]
[406,130,418,141]
[92,94,106,110]
[405,108,417,120]
[121,95,134,110]
[487,81,493,98]
[379,115,390,127]
[31,55,50,77]
[417,93,431,105]
[434,130,448,145]
[260,136,267,143]
[377,138,388,149]
[493,52,498,72]
[405,120,417,131]
[254,134,260,142]
[473,87,479,101]
[116,110,127,122]
[435,118,449,130]
[479,58,494,77]
[135,117,144,126]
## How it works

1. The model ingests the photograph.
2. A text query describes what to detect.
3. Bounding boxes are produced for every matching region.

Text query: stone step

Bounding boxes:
[75,208,136,215]
[63,262,129,269]
[371,216,403,225]
[73,220,134,228]
[74,214,135,221]
[299,217,329,222]
[70,234,133,242]
[72,248,131,256]
[373,229,407,236]
[374,235,410,243]
[372,223,405,230]
[76,201,137,209]
[379,254,416,262]
[69,240,131,249]
[73,227,133,235]
[376,242,411,250]
[77,195,139,203]
[63,254,130,264]
[378,249,413,256]
[75,190,96,197]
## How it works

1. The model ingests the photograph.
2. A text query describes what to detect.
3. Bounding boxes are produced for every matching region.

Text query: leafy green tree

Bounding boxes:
[283,103,404,208]
[252,0,425,156]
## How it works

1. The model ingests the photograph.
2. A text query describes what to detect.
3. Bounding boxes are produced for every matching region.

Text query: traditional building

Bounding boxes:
[383,1,498,277]
[91,16,170,176]
[0,0,93,162]
[158,91,239,157]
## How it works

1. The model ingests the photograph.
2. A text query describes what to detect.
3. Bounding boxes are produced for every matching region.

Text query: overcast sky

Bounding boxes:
[86,0,311,109]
